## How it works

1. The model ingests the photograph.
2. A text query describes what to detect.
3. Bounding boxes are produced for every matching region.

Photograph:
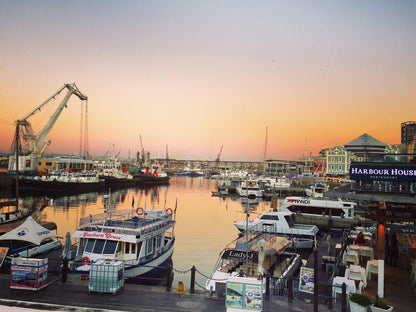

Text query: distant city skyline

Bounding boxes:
[1,1,415,161]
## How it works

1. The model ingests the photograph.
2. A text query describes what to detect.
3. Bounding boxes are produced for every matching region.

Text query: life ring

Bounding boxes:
[82,256,91,265]
[165,208,173,215]
[136,207,144,215]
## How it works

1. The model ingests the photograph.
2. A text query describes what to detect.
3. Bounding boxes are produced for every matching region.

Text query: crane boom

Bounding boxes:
[17,83,87,157]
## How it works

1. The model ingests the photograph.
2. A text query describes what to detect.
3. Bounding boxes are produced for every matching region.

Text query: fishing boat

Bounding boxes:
[205,232,301,292]
[71,199,176,284]
[0,217,62,270]
[19,170,105,195]
[234,211,319,249]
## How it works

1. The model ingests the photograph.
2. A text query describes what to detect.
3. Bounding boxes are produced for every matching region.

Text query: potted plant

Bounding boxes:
[371,295,393,312]
[349,293,371,312]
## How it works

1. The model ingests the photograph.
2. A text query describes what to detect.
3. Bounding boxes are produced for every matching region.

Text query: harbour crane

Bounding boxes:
[215,145,223,168]
[8,83,88,173]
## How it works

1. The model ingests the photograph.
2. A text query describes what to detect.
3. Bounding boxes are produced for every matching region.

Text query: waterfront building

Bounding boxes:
[344,133,387,161]
[326,144,356,177]
[401,120,416,147]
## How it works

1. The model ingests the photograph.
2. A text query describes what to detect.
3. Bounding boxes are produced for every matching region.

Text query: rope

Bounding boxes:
[195,268,212,279]
[172,267,192,274]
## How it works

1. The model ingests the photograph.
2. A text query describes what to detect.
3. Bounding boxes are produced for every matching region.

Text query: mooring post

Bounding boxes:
[341,283,347,312]
[61,258,68,283]
[314,247,318,312]
[265,271,270,301]
[190,265,196,294]
[288,276,293,303]
[166,263,172,292]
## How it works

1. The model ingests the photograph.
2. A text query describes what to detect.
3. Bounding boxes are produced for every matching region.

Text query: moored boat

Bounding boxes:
[205,233,301,292]
[70,201,176,284]
[19,170,105,195]
[234,211,319,249]
[236,180,262,198]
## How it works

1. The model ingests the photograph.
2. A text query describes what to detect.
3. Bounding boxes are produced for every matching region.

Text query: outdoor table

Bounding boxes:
[366,259,378,280]
[343,249,359,265]
[332,276,356,303]
[345,265,367,288]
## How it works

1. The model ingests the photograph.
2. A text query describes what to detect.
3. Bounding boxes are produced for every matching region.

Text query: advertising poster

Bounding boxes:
[10,258,48,290]
[226,281,244,309]
[226,277,263,311]
[299,266,314,294]
[244,283,262,311]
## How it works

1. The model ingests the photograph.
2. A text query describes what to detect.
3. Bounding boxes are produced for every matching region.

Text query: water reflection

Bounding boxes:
[19,177,273,288]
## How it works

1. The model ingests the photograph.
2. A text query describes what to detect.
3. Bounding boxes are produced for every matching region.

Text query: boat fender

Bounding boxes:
[82,256,91,265]
[165,208,173,215]
[136,207,144,215]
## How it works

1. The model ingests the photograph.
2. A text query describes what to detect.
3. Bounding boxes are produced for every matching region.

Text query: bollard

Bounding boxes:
[265,272,270,301]
[190,265,196,294]
[61,258,68,283]
[176,280,186,294]
[288,276,293,303]
[341,282,347,312]
[166,263,172,292]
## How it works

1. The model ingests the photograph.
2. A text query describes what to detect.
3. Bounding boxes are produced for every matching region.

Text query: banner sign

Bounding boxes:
[350,164,416,182]
[299,266,314,294]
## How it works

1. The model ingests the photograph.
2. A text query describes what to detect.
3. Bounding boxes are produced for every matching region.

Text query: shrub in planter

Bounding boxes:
[349,293,371,312]
[371,295,393,312]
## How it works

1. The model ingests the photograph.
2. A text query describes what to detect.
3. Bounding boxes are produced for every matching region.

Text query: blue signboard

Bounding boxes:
[350,164,416,182]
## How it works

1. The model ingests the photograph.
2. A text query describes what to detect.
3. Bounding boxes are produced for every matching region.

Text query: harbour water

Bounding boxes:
[17,176,275,289]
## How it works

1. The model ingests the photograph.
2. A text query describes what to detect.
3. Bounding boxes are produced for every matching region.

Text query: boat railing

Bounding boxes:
[79,210,174,236]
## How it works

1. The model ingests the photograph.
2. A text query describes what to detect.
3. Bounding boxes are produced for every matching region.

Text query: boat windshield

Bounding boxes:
[284,215,295,227]
[84,239,118,255]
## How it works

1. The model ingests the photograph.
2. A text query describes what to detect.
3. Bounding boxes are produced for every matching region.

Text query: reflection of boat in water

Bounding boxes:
[0,217,62,270]
[234,211,319,249]
[206,233,301,292]
[71,200,176,284]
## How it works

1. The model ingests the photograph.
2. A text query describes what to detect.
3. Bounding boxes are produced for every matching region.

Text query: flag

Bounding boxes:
[131,197,135,208]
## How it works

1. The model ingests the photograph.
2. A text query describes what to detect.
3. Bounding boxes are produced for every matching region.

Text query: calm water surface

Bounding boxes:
[26,176,273,289]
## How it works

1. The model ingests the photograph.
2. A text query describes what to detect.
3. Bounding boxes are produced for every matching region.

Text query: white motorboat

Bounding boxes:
[280,196,356,218]
[206,233,301,292]
[234,211,319,249]
[71,198,176,284]
[304,183,327,198]
[236,181,262,198]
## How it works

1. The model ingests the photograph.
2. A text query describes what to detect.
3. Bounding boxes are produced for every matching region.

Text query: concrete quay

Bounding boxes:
[0,274,328,312]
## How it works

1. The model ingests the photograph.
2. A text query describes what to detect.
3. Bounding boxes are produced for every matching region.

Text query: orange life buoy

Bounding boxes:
[82,256,91,265]
[136,207,144,215]
[165,208,173,215]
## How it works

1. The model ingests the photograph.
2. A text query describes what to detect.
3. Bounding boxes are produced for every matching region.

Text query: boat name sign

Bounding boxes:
[287,199,311,205]
[223,250,258,263]
[72,231,137,243]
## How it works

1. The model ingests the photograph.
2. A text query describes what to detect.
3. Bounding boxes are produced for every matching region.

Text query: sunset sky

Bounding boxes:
[1,1,415,161]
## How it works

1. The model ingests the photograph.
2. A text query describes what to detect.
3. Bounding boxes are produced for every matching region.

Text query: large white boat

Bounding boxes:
[71,203,175,284]
[234,211,319,249]
[236,181,262,198]
[280,196,356,218]
[205,233,301,292]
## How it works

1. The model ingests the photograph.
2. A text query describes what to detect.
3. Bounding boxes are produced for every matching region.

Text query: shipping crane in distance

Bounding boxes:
[139,134,145,166]
[8,83,88,173]
[215,145,223,168]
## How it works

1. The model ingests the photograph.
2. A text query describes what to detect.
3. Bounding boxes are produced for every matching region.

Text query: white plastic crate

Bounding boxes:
[88,260,124,294]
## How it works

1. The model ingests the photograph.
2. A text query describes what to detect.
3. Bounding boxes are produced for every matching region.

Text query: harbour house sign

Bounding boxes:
[350,162,416,182]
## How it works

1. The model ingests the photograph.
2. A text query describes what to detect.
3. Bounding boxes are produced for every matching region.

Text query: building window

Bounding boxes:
[338,157,342,162]
[338,165,342,170]
[331,165,335,170]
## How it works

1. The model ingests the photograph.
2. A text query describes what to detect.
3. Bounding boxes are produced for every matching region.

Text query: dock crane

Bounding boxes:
[215,145,223,168]
[8,83,88,173]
